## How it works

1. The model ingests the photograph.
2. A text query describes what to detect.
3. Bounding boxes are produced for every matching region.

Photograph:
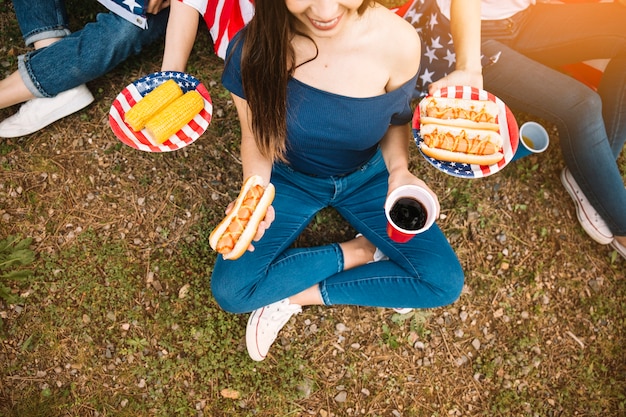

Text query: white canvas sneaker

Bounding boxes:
[0,84,94,138]
[560,168,613,245]
[246,298,302,361]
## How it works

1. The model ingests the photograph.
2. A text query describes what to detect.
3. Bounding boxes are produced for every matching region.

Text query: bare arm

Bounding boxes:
[429,0,483,93]
[231,94,274,184]
[161,0,200,72]
[228,93,275,247]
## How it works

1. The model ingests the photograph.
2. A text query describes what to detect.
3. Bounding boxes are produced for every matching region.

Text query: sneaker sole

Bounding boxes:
[560,169,613,245]
[246,307,268,361]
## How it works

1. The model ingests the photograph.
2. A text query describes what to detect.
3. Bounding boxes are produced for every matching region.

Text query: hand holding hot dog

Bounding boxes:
[209,175,275,260]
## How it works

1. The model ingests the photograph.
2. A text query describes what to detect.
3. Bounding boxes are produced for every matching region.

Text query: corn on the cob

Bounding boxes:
[145,90,204,144]
[124,79,183,131]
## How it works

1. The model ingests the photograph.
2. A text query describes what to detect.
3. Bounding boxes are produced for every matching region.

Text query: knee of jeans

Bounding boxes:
[211,281,242,313]
[570,89,602,117]
[437,262,465,306]
[481,38,509,60]
[210,269,253,314]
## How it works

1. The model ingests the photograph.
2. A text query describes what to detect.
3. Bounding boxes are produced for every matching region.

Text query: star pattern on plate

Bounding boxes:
[109,71,213,153]
[414,131,476,178]
[134,71,199,95]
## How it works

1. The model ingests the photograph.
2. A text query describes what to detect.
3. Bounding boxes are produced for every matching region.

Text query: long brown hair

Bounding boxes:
[240,0,375,162]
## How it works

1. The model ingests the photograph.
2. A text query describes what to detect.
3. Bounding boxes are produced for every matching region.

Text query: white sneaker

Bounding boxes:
[610,239,626,260]
[246,298,302,361]
[560,168,613,245]
[0,84,94,138]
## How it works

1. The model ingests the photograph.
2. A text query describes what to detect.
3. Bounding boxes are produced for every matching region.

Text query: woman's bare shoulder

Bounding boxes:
[369,5,421,85]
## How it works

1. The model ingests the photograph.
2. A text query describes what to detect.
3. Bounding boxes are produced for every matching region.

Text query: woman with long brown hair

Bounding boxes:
[212,0,464,361]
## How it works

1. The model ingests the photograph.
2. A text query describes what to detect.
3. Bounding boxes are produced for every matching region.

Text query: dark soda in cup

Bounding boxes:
[385,185,437,243]
[389,198,426,231]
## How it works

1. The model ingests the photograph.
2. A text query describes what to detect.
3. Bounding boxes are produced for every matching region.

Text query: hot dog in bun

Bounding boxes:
[209,175,275,260]
[419,96,505,165]
[420,124,504,166]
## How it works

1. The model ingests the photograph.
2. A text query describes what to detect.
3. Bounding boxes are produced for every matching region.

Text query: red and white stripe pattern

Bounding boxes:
[109,71,213,153]
[413,85,519,179]
[180,0,255,59]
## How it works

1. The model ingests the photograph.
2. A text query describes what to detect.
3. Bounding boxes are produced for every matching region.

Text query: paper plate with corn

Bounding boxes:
[109,71,212,152]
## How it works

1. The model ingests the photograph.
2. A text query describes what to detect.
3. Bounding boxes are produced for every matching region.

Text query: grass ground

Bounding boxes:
[1,1,625,416]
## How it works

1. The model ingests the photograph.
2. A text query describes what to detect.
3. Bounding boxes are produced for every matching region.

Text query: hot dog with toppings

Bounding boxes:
[209,175,275,260]
[419,95,505,165]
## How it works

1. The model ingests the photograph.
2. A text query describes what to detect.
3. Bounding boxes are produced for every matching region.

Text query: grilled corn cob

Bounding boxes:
[145,90,204,144]
[124,79,183,131]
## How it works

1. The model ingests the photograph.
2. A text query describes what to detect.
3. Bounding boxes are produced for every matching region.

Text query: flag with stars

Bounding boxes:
[401,0,500,99]
[401,0,456,98]
[98,0,148,29]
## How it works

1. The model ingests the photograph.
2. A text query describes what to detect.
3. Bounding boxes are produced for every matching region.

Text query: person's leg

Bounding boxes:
[12,0,70,47]
[597,48,626,160]
[18,10,169,98]
[327,152,464,309]
[491,3,626,242]
[509,3,626,69]
[0,72,33,109]
[211,162,344,313]
[217,152,463,360]
[481,40,626,240]
[0,8,170,136]
[212,151,464,313]
[510,2,626,161]
[0,0,70,109]
[599,48,626,250]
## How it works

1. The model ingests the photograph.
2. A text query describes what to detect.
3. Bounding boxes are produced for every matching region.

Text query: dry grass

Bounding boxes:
[1,2,625,416]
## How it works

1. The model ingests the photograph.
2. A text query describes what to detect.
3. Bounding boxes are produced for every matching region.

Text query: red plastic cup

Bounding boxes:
[385,185,437,243]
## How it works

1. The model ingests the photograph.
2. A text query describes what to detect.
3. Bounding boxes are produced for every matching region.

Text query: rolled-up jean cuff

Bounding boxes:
[23,28,70,48]
[17,54,46,98]
[317,243,343,306]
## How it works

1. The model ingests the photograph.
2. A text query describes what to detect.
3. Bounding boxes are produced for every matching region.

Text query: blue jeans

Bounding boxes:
[481,2,626,236]
[12,0,169,98]
[211,149,464,313]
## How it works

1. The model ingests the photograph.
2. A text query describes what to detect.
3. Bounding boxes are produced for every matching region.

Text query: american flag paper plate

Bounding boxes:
[412,86,519,179]
[109,71,213,153]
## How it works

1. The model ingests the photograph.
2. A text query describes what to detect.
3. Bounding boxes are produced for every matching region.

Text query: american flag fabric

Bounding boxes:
[109,71,213,153]
[98,0,148,29]
[412,86,519,179]
[401,0,448,97]
[180,0,255,59]
[401,0,499,99]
